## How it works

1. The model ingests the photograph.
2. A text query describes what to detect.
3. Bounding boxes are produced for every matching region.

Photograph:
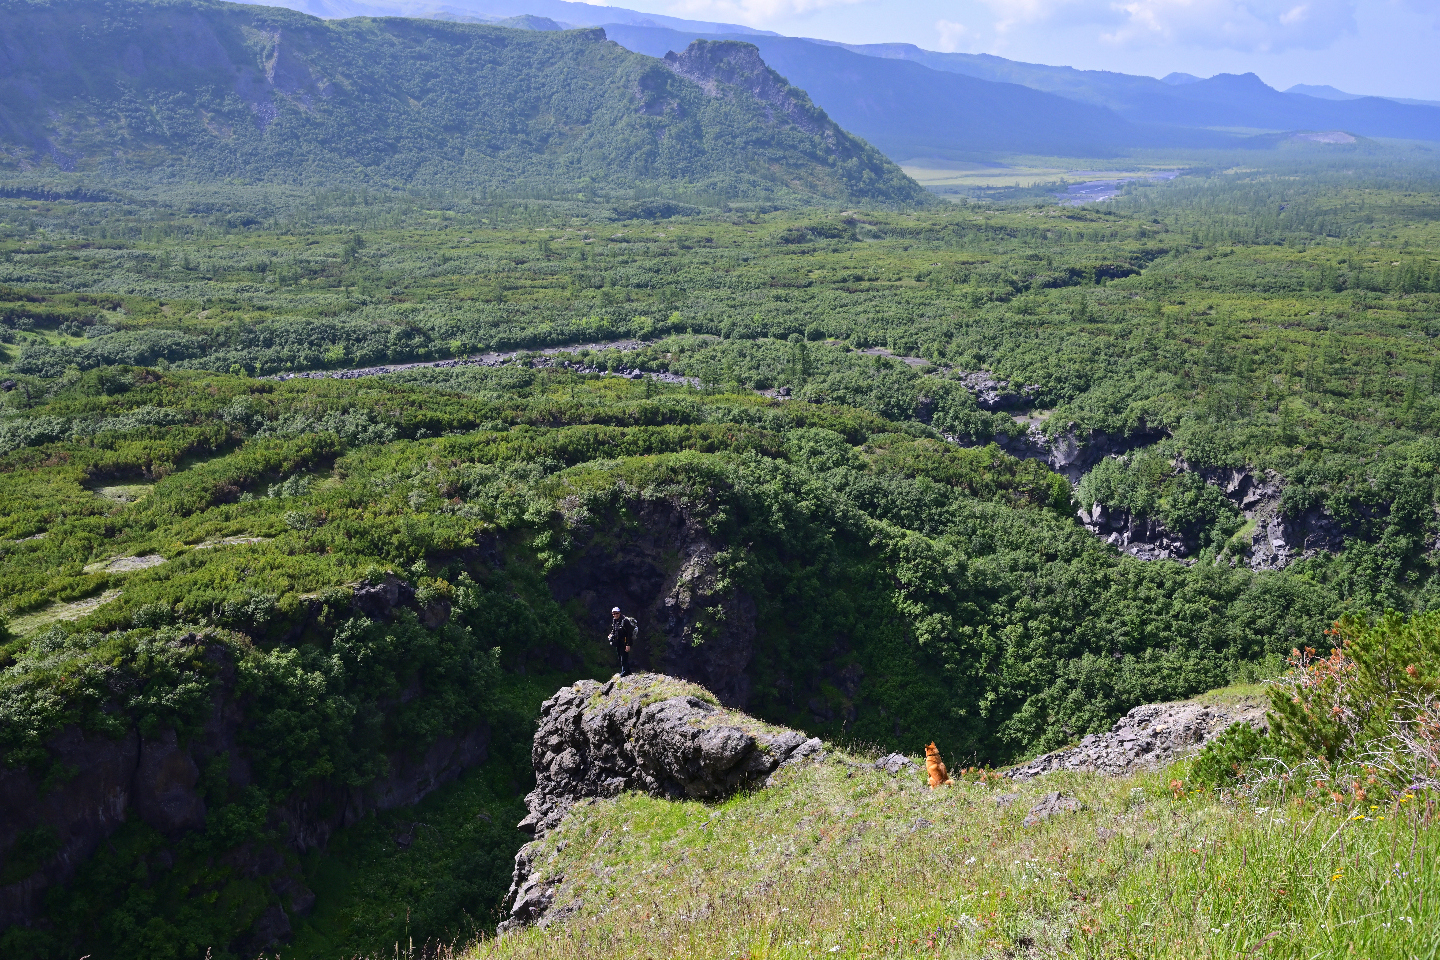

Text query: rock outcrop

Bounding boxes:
[1006,698,1266,780]
[499,674,823,932]
[1077,502,1192,561]
[1197,467,1348,570]
[954,371,1041,411]
[1077,463,1350,568]
[964,423,1169,483]
[663,40,836,144]
[1023,792,1083,826]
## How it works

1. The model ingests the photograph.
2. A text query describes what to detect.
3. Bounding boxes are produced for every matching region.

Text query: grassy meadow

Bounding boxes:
[471,743,1439,960]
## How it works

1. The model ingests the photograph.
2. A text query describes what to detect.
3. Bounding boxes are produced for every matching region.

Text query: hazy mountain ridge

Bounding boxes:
[239,0,1440,152]
[265,0,777,36]
[604,24,1222,160]
[825,41,1440,143]
[0,0,924,204]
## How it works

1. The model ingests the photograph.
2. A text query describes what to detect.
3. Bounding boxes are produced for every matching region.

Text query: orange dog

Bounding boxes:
[925,742,954,788]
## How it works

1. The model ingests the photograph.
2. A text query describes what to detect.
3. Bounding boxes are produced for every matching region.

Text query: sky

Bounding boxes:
[609,0,1440,99]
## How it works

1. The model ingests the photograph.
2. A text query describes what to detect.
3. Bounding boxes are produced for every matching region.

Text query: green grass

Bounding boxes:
[474,753,1440,960]
[6,587,120,635]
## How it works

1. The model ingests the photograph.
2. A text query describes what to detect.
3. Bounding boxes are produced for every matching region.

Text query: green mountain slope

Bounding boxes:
[0,0,926,204]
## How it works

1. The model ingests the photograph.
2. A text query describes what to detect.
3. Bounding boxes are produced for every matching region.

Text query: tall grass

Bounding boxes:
[422,758,1440,959]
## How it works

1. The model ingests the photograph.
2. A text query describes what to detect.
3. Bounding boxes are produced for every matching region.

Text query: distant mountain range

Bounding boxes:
[253,0,1440,158]
[814,41,1440,148]
[261,0,778,36]
[0,0,925,204]
[604,24,1221,160]
[1285,84,1440,110]
[604,25,1440,159]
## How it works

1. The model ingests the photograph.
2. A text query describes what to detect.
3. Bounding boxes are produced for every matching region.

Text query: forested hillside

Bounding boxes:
[1,148,1439,958]
[0,0,924,204]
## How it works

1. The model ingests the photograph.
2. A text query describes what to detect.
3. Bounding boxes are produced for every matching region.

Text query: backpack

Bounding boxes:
[612,616,638,645]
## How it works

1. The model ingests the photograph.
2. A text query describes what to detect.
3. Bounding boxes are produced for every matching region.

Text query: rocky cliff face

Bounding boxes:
[499,674,822,931]
[663,40,837,145]
[548,498,757,708]
[1076,502,1192,561]
[0,578,487,953]
[1203,466,1346,570]
[957,418,1351,567]
[1076,464,1348,567]
[953,370,1042,412]
[974,423,1169,483]
[1006,697,1266,780]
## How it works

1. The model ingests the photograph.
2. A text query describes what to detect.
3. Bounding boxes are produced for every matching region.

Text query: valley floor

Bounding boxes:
[475,729,1437,959]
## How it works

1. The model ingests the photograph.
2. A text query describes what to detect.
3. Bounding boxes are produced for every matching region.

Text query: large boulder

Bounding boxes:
[500,674,822,931]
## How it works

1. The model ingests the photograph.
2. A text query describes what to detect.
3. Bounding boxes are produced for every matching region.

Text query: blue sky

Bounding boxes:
[610,0,1440,99]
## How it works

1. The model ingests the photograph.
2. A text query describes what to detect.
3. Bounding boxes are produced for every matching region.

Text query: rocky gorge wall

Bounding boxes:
[547,499,758,708]
[1078,464,1349,566]
[0,579,490,955]
[945,367,1356,569]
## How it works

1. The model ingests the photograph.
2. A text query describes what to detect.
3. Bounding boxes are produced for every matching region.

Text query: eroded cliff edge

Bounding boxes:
[498,674,823,931]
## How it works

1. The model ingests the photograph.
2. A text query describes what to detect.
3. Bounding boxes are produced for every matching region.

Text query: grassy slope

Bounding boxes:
[481,728,1439,959]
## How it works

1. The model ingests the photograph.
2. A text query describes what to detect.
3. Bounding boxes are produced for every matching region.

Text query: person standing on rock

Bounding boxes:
[608,606,638,677]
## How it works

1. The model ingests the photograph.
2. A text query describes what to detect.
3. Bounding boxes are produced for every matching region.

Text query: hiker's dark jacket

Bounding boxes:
[608,616,637,648]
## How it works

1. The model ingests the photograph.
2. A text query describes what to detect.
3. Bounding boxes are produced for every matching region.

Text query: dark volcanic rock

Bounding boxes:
[971,424,1168,483]
[1077,462,1350,569]
[1077,502,1191,561]
[499,674,822,932]
[873,752,915,776]
[1006,699,1266,780]
[954,371,1041,411]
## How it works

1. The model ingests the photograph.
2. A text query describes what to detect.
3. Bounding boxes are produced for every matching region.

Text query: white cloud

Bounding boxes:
[975,0,1358,51]
[935,18,973,50]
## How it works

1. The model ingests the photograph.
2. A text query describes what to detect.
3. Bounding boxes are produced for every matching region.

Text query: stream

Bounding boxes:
[1056,170,1180,205]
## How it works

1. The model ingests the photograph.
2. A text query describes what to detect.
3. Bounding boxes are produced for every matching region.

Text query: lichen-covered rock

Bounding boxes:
[873,753,915,776]
[1023,792,1083,826]
[1006,699,1266,780]
[499,673,822,932]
